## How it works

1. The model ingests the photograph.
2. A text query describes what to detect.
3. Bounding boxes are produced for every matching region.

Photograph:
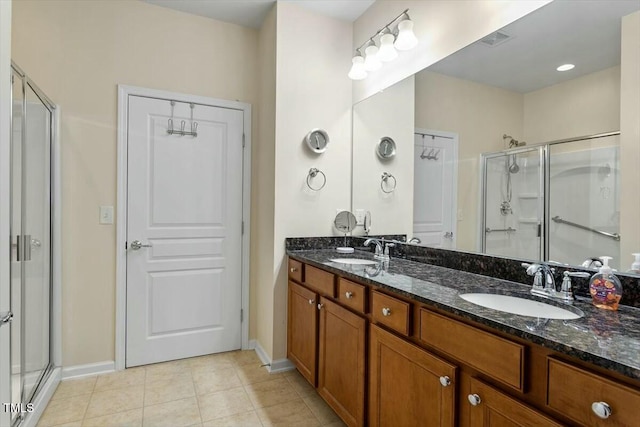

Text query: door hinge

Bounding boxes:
[241,221,244,235]
[242,133,245,148]
[125,241,128,250]
[241,309,243,322]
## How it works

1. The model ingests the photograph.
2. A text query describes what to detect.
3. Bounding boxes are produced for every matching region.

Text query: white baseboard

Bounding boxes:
[61,361,115,380]
[21,367,61,427]
[252,340,295,374]
[246,339,257,350]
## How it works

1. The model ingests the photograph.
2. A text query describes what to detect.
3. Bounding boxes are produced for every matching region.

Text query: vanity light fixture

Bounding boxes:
[394,17,418,51]
[348,9,418,80]
[557,63,575,71]
[348,51,368,80]
[364,42,382,71]
[378,32,398,62]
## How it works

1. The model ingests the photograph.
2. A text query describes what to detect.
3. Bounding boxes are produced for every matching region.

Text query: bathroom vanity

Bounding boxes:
[286,249,640,427]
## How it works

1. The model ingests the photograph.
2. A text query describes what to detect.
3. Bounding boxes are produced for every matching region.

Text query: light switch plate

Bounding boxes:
[354,209,365,225]
[100,206,114,224]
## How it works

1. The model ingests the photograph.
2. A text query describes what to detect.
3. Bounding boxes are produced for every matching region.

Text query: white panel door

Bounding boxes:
[126,96,243,367]
[413,131,457,248]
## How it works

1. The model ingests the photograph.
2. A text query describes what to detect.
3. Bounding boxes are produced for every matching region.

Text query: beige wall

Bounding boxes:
[524,67,621,143]
[620,11,640,265]
[12,0,259,366]
[253,5,277,360]
[415,71,523,252]
[352,76,415,236]
[352,0,551,102]
[269,2,353,360]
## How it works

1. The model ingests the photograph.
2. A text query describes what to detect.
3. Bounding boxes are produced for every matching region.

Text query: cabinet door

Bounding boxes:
[468,377,563,427]
[318,297,366,427]
[287,281,318,385]
[369,324,457,427]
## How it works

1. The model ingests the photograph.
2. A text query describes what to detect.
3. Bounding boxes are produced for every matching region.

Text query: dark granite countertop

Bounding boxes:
[287,248,640,382]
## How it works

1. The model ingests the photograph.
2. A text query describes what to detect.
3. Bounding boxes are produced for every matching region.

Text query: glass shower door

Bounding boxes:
[548,135,621,269]
[9,66,53,426]
[21,83,52,404]
[482,147,544,260]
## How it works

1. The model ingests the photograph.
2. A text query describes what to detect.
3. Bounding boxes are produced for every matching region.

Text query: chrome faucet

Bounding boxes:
[364,238,384,259]
[409,237,421,244]
[523,263,592,302]
[522,263,557,298]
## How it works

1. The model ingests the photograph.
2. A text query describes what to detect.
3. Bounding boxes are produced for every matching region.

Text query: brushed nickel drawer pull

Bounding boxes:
[290,267,298,273]
[308,299,314,305]
[382,307,392,317]
[439,376,451,387]
[345,291,354,299]
[317,303,324,310]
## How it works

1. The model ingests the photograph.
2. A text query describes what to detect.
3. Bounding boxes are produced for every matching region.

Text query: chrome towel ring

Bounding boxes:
[381,172,396,193]
[307,168,327,191]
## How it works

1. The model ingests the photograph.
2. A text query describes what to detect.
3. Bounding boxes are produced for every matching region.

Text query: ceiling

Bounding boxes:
[144,0,375,29]
[428,0,640,93]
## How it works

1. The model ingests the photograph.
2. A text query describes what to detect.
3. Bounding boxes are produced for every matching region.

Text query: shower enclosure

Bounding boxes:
[481,132,621,268]
[4,63,56,427]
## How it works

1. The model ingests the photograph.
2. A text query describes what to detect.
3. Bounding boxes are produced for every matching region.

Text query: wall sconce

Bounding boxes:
[348,9,418,80]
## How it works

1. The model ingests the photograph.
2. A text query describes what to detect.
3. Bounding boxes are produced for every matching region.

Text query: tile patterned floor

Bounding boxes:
[37,350,346,427]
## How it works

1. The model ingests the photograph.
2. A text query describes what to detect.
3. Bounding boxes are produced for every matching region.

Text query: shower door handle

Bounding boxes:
[0,311,13,326]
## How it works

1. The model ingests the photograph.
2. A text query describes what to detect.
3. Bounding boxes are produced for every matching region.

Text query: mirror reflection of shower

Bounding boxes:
[500,134,526,216]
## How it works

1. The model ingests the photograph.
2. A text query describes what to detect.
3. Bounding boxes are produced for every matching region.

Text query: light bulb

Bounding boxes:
[394,18,418,51]
[348,55,367,80]
[363,45,382,72]
[378,33,398,62]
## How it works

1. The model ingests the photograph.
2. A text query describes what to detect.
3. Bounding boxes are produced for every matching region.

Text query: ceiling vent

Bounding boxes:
[479,30,513,47]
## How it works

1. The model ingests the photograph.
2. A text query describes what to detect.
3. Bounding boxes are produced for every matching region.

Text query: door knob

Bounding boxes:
[130,240,152,250]
[1,311,13,326]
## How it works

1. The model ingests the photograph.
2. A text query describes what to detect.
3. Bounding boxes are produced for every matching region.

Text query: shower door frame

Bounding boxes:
[480,131,621,263]
[8,62,62,427]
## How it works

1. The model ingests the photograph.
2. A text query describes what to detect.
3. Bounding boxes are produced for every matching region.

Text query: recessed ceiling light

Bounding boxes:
[557,64,575,72]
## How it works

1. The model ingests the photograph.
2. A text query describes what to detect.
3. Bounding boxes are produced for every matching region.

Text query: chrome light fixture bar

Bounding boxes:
[348,9,418,80]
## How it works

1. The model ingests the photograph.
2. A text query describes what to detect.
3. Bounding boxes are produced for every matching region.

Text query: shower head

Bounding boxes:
[503,134,526,148]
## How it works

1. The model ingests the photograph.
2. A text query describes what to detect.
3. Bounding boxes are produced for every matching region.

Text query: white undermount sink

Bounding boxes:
[459,293,583,320]
[329,258,377,265]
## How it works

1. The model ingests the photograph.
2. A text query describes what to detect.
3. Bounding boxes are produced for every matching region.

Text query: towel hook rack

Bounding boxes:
[167,100,198,137]
[381,172,397,193]
[307,168,327,191]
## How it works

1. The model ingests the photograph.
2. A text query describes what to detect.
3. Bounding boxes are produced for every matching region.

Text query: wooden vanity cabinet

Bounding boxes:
[369,324,457,427]
[287,280,318,385]
[318,297,366,427]
[287,258,640,427]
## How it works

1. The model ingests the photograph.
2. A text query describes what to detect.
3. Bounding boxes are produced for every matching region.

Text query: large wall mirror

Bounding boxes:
[352,0,640,274]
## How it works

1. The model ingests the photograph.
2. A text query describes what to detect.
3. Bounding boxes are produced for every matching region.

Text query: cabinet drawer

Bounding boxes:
[288,258,303,282]
[372,291,410,336]
[338,278,367,314]
[547,357,640,426]
[305,265,335,297]
[419,309,524,391]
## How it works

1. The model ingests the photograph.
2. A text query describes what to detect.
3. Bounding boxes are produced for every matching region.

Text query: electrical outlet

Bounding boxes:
[100,206,114,224]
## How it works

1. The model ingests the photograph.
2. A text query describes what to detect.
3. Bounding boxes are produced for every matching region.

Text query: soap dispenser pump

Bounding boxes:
[589,256,622,310]
[628,253,640,274]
